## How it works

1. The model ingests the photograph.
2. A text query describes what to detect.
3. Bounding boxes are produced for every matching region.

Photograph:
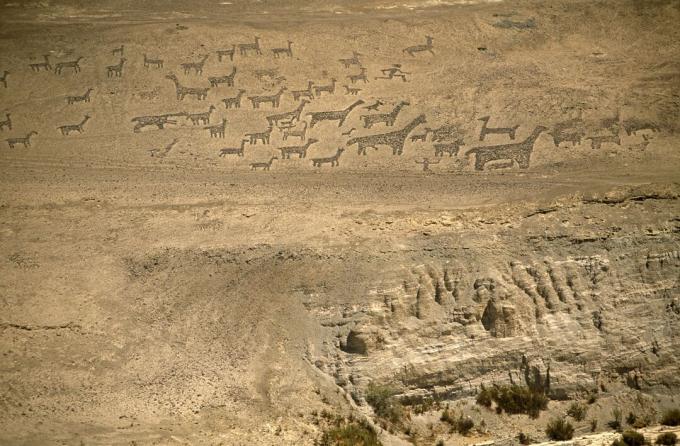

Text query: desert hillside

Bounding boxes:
[0,0,679,445]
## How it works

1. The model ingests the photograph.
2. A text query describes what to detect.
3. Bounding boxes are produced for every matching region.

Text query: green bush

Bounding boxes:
[518,432,532,445]
[567,402,588,421]
[319,419,382,446]
[475,384,548,418]
[656,433,677,446]
[620,430,645,446]
[546,417,575,441]
[609,408,623,431]
[476,385,493,408]
[440,409,474,435]
[365,383,404,425]
[661,409,680,426]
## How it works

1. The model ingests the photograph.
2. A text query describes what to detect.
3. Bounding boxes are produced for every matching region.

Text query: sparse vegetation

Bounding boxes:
[567,402,588,421]
[609,408,623,431]
[475,384,548,418]
[365,383,404,425]
[546,417,575,441]
[616,430,645,446]
[440,408,474,435]
[518,432,533,445]
[626,412,637,426]
[656,432,678,446]
[591,419,599,432]
[661,409,680,426]
[319,418,382,446]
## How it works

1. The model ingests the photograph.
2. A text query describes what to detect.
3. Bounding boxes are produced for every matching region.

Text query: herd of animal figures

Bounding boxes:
[0,35,663,171]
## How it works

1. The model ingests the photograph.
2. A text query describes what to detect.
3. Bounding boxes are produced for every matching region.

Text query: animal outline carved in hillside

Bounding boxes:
[54,57,83,74]
[57,115,91,135]
[291,81,315,101]
[205,118,227,138]
[6,131,37,148]
[222,90,246,109]
[622,118,660,136]
[271,41,293,58]
[339,51,361,68]
[186,105,215,125]
[344,85,362,96]
[249,87,287,109]
[283,121,307,141]
[347,114,427,155]
[360,101,409,128]
[132,112,185,132]
[181,55,209,75]
[166,74,209,100]
[208,67,237,87]
[348,67,368,84]
[479,115,520,141]
[143,54,164,69]
[307,100,365,128]
[148,138,178,158]
[267,100,309,128]
[217,45,236,62]
[29,55,51,72]
[66,88,93,105]
[250,156,277,170]
[106,58,126,77]
[277,138,318,159]
[465,126,547,170]
[587,134,621,150]
[311,148,344,167]
[245,126,273,145]
[219,139,249,157]
[239,37,262,56]
[403,35,435,57]
[314,79,337,97]
[434,139,465,157]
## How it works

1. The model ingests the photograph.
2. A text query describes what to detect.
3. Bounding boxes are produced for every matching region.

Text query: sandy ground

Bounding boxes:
[1,0,679,445]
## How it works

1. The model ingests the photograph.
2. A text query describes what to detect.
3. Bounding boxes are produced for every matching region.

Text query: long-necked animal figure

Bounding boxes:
[249,88,287,109]
[314,78,337,97]
[165,74,209,101]
[181,55,209,75]
[478,115,520,141]
[347,114,427,155]
[311,148,344,167]
[465,126,547,170]
[307,100,365,128]
[106,58,126,77]
[66,88,94,105]
[239,37,262,56]
[403,35,434,57]
[283,121,307,141]
[360,101,409,128]
[250,156,277,170]
[277,138,318,159]
[186,105,215,125]
[57,115,91,135]
[222,90,246,109]
[219,139,249,157]
[217,45,236,62]
[339,51,361,68]
[291,81,315,101]
[266,100,309,128]
[245,126,273,145]
[208,66,237,87]
[205,118,227,138]
[271,41,293,58]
